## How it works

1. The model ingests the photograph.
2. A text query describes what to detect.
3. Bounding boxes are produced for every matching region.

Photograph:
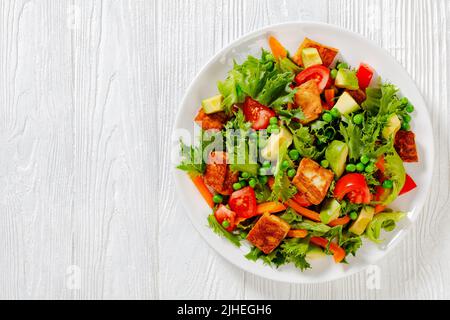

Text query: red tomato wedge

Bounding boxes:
[294,65,330,93]
[356,63,374,90]
[243,97,276,130]
[214,205,236,232]
[399,174,417,195]
[334,173,371,204]
[229,186,257,219]
[310,237,346,263]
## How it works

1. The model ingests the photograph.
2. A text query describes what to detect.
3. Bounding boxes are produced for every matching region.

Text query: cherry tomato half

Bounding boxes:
[295,65,330,93]
[243,97,276,130]
[334,173,371,204]
[214,204,236,232]
[228,186,257,219]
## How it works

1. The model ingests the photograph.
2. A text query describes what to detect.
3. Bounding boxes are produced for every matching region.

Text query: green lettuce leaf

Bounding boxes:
[365,212,406,243]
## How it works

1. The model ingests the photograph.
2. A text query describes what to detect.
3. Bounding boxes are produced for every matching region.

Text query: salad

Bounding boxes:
[177,36,419,271]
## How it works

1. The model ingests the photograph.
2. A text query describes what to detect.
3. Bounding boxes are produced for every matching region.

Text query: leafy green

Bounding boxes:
[341,235,362,256]
[207,214,241,247]
[291,126,323,160]
[279,207,303,225]
[381,150,406,206]
[339,120,363,161]
[366,212,405,243]
[257,72,296,106]
[269,140,297,202]
[177,139,205,176]
[218,49,296,113]
[296,220,331,236]
[260,247,286,267]
[278,57,302,74]
[280,238,311,271]
[245,246,263,261]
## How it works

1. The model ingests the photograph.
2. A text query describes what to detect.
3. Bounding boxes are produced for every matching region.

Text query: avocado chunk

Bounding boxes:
[382,114,401,139]
[320,199,341,224]
[349,206,375,235]
[202,95,224,114]
[279,57,302,73]
[325,140,349,178]
[333,91,360,116]
[301,48,323,68]
[261,126,293,161]
[335,69,359,90]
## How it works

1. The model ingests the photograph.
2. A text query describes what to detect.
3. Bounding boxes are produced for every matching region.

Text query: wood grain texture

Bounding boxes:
[0,0,448,299]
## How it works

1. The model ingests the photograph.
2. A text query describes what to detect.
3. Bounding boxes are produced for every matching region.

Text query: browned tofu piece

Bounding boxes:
[246,214,291,254]
[345,89,367,105]
[292,158,334,205]
[394,130,419,162]
[294,80,322,124]
[194,108,228,131]
[292,37,339,67]
[204,151,238,195]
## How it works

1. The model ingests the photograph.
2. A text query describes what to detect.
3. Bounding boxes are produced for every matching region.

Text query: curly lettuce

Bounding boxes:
[218,49,296,113]
[366,212,406,243]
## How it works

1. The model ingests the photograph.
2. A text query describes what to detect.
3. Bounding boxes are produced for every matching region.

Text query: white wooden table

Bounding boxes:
[0,0,449,300]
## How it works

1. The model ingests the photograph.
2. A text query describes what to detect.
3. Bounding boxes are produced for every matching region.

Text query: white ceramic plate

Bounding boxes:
[172,22,434,283]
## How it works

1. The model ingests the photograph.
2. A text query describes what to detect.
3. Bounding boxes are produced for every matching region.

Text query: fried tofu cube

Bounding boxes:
[294,80,322,124]
[194,108,228,131]
[292,158,334,205]
[246,214,290,254]
[204,151,238,195]
[395,130,419,162]
[292,37,339,67]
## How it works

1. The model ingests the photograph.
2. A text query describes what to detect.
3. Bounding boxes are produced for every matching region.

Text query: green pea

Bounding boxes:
[330,108,340,118]
[360,155,370,165]
[281,160,290,169]
[240,180,247,187]
[330,69,338,79]
[321,159,329,168]
[356,162,365,172]
[405,103,414,113]
[400,97,409,105]
[349,211,358,220]
[337,62,348,70]
[382,179,393,189]
[259,176,268,185]
[262,161,271,168]
[401,122,410,130]
[269,117,278,125]
[288,149,300,161]
[322,112,333,123]
[249,179,257,188]
[353,114,364,125]
[346,163,356,172]
[233,182,242,190]
[287,168,296,178]
[267,124,279,134]
[241,172,250,179]
[222,220,230,228]
[213,194,223,204]
[365,164,375,173]
[403,114,411,123]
